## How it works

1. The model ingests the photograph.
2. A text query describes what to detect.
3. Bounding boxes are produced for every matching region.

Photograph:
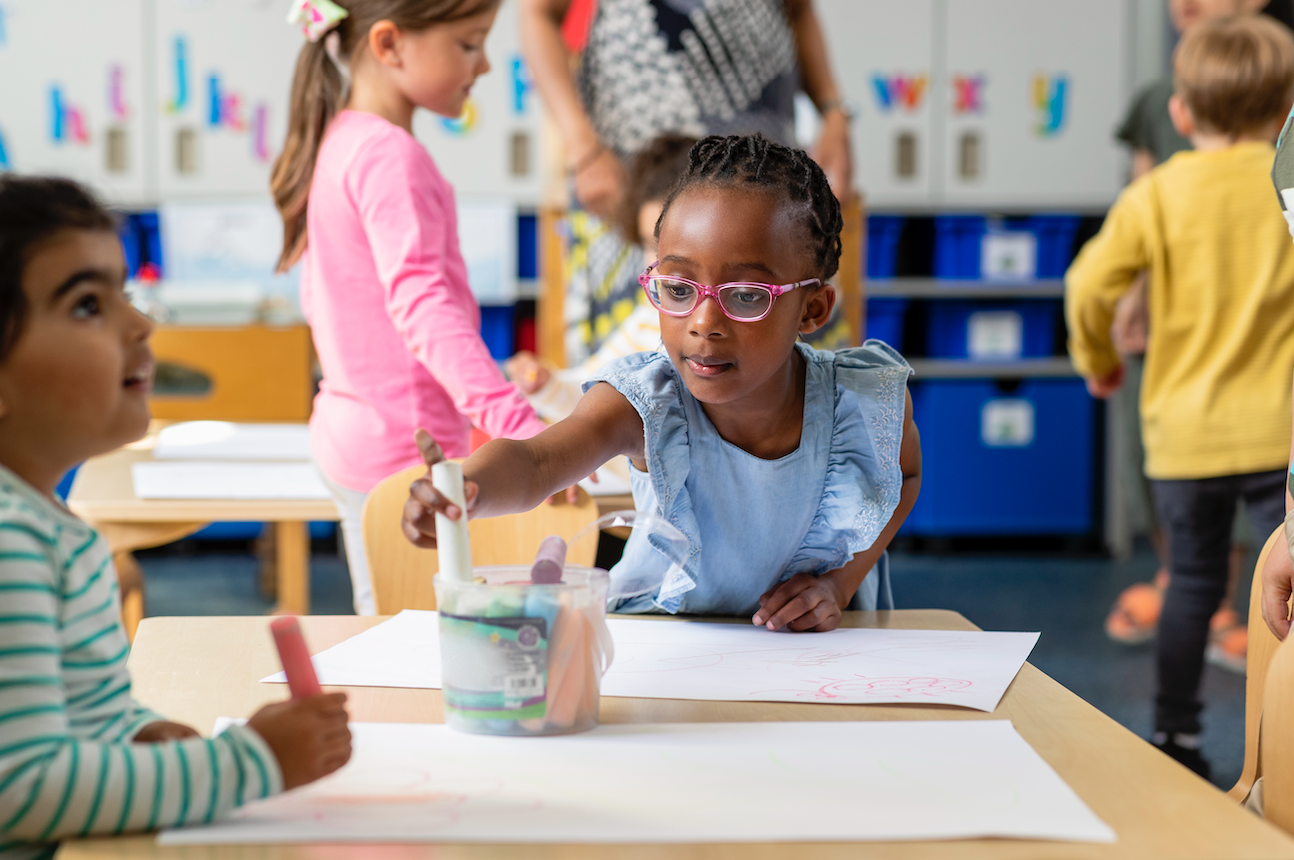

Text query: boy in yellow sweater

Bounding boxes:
[1067,14,1294,779]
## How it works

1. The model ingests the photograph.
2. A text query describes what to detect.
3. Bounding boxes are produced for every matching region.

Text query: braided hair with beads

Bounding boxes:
[654,134,843,282]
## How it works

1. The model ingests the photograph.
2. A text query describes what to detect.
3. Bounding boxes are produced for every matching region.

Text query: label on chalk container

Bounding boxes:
[440,613,548,720]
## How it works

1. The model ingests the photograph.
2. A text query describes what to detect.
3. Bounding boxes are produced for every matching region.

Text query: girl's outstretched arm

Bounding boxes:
[402,382,644,548]
[754,388,922,632]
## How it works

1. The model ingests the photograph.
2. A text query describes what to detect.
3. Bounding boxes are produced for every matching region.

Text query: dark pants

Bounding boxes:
[1150,470,1286,735]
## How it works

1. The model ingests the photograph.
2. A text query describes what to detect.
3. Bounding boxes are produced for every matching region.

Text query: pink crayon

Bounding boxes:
[530,535,567,584]
[270,616,322,698]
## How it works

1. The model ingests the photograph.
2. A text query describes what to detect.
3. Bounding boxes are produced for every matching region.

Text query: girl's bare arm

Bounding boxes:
[402,382,644,547]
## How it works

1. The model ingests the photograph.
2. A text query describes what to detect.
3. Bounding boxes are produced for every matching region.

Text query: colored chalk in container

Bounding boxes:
[530,535,567,584]
[431,461,473,582]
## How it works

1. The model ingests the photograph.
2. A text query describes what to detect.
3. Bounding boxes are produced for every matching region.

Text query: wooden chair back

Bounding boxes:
[1230,524,1287,803]
[1263,628,1294,831]
[362,464,601,614]
[150,324,313,421]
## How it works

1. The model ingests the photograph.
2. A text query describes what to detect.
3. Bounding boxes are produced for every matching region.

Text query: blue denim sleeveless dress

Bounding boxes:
[585,341,912,616]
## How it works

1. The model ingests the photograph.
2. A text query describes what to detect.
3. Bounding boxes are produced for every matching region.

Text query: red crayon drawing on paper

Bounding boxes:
[802,676,973,700]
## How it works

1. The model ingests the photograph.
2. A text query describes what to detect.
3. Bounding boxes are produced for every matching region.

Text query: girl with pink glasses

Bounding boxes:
[405,134,921,632]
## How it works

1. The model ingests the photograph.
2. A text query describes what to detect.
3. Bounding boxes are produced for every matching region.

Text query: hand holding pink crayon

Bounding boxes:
[248,617,352,790]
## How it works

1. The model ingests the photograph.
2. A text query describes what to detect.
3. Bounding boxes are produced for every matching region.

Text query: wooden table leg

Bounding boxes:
[93,521,206,642]
[273,521,310,615]
[113,551,146,642]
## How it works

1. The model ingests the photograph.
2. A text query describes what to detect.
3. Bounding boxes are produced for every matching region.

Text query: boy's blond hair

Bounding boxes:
[1174,14,1294,135]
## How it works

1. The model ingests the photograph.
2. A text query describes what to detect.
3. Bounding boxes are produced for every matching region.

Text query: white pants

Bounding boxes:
[317,468,375,616]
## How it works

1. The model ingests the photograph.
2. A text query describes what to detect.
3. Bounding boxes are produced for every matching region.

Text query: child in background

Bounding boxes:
[1066,15,1294,778]
[271,0,548,615]
[1105,0,1267,656]
[505,134,697,422]
[405,135,922,628]
[0,176,350,860]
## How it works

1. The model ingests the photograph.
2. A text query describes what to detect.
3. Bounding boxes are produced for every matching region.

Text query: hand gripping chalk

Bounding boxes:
[269,616,322,698]
[530,535,567,584]
[431,461,474,582]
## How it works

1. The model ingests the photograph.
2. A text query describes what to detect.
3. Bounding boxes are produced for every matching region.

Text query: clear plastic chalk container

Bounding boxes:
[434,511,687,737]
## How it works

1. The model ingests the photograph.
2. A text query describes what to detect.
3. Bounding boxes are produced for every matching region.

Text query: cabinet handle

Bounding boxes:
[175,127,198,176]
[895,131,917,179]
[959,131,982,180]
[105,127,129,174]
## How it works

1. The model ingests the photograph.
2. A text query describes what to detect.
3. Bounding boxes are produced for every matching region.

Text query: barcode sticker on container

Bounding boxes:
[505,672,543,705]
[506,674,542,692]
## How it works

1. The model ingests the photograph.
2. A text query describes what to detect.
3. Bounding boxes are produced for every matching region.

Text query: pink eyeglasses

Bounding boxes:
[638,261,821,323]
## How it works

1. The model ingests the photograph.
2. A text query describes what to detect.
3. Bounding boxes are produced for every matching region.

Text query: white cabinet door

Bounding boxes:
[410,1,546,205]
[939,0,1129,208]
[816,0,937,208]
[152,0,301,199]
[0,0,150,205]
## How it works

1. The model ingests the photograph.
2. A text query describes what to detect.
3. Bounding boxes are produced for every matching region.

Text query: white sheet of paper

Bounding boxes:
[131,461,332,500]
[153,422,312,461]
[261,612,1039,712]
[160,720,1113,845]
[577,464,633,497]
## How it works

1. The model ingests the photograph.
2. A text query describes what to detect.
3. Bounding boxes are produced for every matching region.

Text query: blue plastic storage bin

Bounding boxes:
[933,215,986,279]
[934,214,1081,280]
[479,305,516,359]
[866,215,906,279]
[901,379,1096,535]
[190,522,336,541]
[1014,215,1080,279]
[926,300,1058,359]
[117,212,163,277]
[517,213,538,280]
[865,298,909,351]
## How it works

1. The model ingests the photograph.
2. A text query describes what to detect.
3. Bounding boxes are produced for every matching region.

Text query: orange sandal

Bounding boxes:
[1105,578,1165,644]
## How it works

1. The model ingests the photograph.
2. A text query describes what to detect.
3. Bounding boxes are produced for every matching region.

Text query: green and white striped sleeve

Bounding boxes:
[0,520,282,855]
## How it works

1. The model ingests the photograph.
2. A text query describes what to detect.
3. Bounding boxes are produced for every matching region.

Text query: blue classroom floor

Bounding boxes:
[136,538,1247,791]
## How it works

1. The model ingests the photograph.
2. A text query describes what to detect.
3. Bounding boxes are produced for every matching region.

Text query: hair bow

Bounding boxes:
[287,0,349,43]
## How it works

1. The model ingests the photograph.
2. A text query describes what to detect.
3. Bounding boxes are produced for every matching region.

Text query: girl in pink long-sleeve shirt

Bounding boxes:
[272,0,543,614]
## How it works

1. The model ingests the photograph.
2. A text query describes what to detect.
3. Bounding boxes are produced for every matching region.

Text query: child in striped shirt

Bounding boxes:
[0,176,352,860]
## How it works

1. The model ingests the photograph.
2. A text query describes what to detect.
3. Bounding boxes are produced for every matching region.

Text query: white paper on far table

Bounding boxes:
[261,611,1039,712]
[160,720,1114,845]
[131,461,331,500]
[577,462,634,497]
[153,422,311,461]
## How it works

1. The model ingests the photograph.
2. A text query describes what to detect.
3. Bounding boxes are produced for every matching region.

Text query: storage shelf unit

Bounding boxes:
[908,357,1076,379]
[870,279,1065,299]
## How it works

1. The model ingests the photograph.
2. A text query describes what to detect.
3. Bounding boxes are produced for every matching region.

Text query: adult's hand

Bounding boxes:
[572,146,625,221]
[814,110,854,204]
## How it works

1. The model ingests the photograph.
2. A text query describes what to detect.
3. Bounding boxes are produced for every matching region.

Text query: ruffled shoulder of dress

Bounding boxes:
[830,340,914,373]
[790,341,912,574]
[585,352,699,611]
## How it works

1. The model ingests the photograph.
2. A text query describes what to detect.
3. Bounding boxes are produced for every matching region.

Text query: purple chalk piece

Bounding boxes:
[530,535,567,584]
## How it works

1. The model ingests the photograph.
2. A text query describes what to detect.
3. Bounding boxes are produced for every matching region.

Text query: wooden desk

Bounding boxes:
[66,426,338,624]
[59,612,1294,859]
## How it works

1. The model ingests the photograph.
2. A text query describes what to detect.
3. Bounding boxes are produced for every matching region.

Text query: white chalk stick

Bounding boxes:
[431,461,473,582]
